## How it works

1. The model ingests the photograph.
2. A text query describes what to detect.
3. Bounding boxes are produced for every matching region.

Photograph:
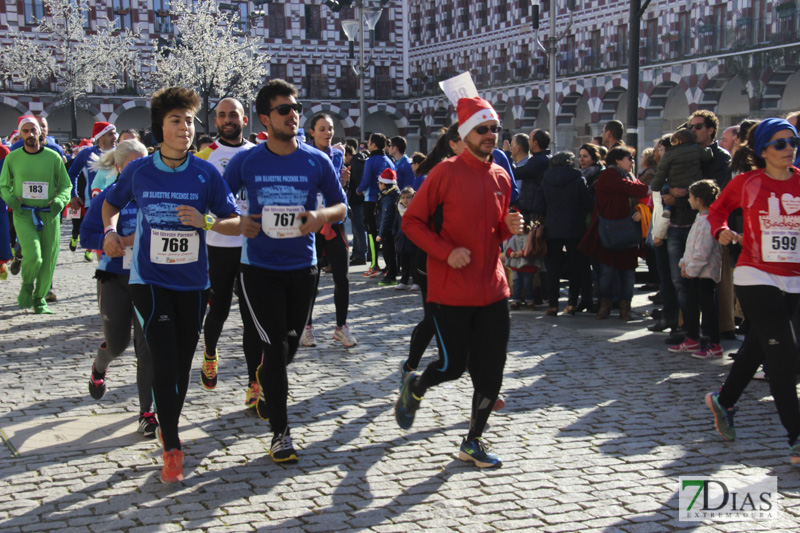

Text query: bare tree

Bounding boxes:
[141,0,270,133]
[0,0,138,140]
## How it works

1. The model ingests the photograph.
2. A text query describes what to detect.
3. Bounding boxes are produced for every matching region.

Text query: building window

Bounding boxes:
[375,66,392,99]
[307,64,327,98]
[154,0,173,33]
[270,63,288,83]
[591,30,601,70]
[645,19,658,62]
[617,24,628,66]
[269,3,286,38]
[477,3,487,26]
[459,0,469,28]
[497,0,508,23]
[305,4,321,40]
[375,9,390,42]
[712,5,727,49]
[70,0,91,29]
[518,0,529,17]
[23,0,44,26]
[443,2,453,34]
[235,2,248,34]
[339,66,358,98]
[111,0,132,31]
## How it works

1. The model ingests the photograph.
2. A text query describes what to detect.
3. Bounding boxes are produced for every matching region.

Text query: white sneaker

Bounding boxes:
[333,325,357,347]
[410,284,421,291]
[395,282,408,290]
[300,325,316,347]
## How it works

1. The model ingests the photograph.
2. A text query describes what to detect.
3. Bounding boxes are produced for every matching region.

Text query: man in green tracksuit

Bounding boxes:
[0,116,71,314]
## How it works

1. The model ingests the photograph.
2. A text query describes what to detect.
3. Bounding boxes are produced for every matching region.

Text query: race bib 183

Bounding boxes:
[22,181,48,200]
[262,205,304,238]
[149,229,200,264]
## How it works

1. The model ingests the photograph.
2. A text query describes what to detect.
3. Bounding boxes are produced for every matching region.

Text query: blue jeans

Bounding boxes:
[667,225,692,320]
[349,202,367,260]
[654,242,678,323]
[597,262,634,301]
[512,271,534,302]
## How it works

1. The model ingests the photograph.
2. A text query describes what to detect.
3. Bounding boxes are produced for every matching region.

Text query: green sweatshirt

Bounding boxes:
[0,147,71,212]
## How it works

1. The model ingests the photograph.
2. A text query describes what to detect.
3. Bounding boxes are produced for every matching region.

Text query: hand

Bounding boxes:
[376,236,382,242]
[447,247,471,269]
[176,205,204,228]
[653,236,664,247]
[68,197,83,210]
[340,166,350,185]
[103,231,125,257]
[298,210,325,236]
[240,214,262,238]
[662,194,675,207]
[502,140,511,152]
[669,187,689,198]
[717,229,739,246]
[680,266,692,279]
[356,190,364,196]
[632,211,642,222]
[332,143,345,154]
[505,211,525,234]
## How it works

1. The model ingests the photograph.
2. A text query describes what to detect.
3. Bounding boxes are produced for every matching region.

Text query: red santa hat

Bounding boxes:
[378,168,397,184]
[456,97,499,141]
[74,138,93,153]
[256,131,268,144]
[17,115,40,132]
[91,121,116,141]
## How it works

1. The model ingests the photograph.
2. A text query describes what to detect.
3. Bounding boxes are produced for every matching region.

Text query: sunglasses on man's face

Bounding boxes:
[690,123,706,131]
[474,125,500,135]
[269,103,303,116]
[765,137,800,151]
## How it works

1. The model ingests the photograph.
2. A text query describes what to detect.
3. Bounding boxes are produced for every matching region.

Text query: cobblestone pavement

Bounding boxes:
[1,227,799,532]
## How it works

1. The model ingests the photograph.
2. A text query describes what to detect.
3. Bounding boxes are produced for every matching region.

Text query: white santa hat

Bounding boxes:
[456,97,499,141]
[92,121,116,141]
[17,115,40,133]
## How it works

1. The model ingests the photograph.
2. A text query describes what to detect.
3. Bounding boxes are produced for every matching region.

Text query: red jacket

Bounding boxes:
[707,167,800,277]
[402,150,513,306]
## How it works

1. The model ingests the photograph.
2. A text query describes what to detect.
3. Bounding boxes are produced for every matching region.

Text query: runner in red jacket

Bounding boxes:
[395,96,524,469]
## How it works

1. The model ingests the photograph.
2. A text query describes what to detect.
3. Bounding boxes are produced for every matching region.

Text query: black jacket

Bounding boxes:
[514,149,551,213]
[532,166,592,241]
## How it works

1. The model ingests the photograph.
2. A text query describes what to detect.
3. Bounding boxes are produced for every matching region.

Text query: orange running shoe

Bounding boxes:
[161,449,184,483]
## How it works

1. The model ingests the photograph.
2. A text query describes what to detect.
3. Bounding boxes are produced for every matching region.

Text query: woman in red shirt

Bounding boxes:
[704,117,800,464]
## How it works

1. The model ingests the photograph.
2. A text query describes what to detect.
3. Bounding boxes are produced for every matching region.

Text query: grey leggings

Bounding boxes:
[94,273,153,414]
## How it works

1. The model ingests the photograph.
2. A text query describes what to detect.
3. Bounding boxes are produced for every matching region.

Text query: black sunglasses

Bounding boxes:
[268,103,303,115]
[765,137,800,151]
[690,123,706,131]
[474,124,500,135]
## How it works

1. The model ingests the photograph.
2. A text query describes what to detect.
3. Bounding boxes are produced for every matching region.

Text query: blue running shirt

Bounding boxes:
[106,152,238,290]
[80,183,138,275]
[224,142,347,271]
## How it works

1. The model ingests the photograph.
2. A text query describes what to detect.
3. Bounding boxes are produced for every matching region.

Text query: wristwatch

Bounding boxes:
[202,214,214,231]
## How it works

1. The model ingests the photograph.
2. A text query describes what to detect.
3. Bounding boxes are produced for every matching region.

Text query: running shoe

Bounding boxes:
[790,442,800,465]
[410,284,421,291]
[0,263,7,281]
[45,289,57,303]
[333,324,357,347]
[33,299,53,315]
[83,250,93,262]
[161,449,184,483]
[399,359,411,391]
[255,365,270,421]
[301,325,316,347]
[362,267,377,277]
[138,412,158,438]
[395,282,408,290]
[200,348,218,390]
[245,382,260,409]
[368,268,383,278]
[395,371,423,430]
[692,343,724,359]
[493,396,506,411]
[705,391,737,441]
[378,279,397,286]
[9,256,21,276]
[458,437,503,468]
[89,362,107,400]
[668,337,701,353]
[270,429,298,464]
[69,237,78,252]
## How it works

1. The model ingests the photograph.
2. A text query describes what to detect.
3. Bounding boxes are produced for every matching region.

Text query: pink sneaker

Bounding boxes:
[692,343,724,359]
[668,337,701,353]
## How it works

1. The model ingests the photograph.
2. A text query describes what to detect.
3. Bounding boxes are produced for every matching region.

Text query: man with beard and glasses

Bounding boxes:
[224,79,347,464]
[195,98,262,407]
[0,116,71,314]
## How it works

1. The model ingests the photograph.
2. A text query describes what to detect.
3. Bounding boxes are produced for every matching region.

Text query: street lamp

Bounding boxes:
[334,1,385,143]
[530,0,575,152]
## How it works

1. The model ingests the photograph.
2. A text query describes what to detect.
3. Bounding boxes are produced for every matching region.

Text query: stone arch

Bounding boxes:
[779,69,800,112]
[763,64,800,111]
[306,103,355,129]
[113,102,151,133]
[364,111,399,138]
[432,104,451,129]
[521,96,544,130]
[698,72,737,112]
[715,77,750,127]
[108,100,149,124]
[0,98,28,130]
[364,103,408,129]
[557,91,586,126]
[598,86,628,123]
[45,102,104,139]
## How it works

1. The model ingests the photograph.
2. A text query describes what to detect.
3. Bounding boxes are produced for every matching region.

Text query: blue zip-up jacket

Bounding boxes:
[358,151,395,202]
[395,155,414,190]
[378,185,399,238]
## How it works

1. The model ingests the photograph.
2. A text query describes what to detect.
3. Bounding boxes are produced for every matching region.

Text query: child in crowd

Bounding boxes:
[376,168,400,286]
[503,223,538,310]
[651,128,713,219]
[669,179,723,358]
[393,187,419,290]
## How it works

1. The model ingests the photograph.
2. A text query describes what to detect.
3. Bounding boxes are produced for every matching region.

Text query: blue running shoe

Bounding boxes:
[705,391,736,441]
[459,437,502,468]
[399,359,410,391]
[395,371,422,430]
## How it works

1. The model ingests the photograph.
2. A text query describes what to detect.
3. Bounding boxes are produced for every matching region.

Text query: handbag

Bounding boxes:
[523,219,547,258]
[596,199,641,250]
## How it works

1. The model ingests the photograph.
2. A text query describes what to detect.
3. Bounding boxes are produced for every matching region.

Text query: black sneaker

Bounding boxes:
[45,289,57,303]
[89,363,107,400]
[138,411,158,438]
[269,429,298,464]
[349,257,366,266]
[9,257,21,276]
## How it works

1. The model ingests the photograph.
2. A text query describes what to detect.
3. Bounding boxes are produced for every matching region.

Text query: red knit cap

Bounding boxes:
[456,97,499,141]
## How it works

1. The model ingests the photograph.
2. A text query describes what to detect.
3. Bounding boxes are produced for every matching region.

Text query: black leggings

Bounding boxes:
[407,249,434,370]
[130,284,208,451]
[363,201,380,268]
[544,238,581,308]
[239,264,317,435]
[416,298,509,439]
[686,277,719,344]
[308,224,350,327]
[718,285,800,445]
[205,246,262,383]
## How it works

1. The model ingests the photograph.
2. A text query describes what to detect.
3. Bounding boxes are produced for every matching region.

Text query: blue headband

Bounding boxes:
[754,118,798,159]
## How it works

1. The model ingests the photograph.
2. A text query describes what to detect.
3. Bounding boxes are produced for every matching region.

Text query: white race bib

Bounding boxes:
[236,198,248,214]
[22,181,48,200]
[762,229,800,263]
[65,207,81,219]
[122,246,133,270]
[262,205,304,238]
[149,229,199,264]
